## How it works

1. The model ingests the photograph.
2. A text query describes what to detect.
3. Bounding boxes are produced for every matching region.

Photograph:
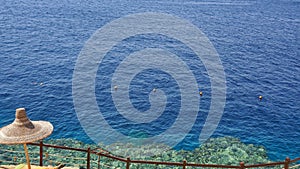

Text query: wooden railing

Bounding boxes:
[28,141,300,169]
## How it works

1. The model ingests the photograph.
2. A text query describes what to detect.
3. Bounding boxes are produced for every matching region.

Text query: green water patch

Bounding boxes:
[0,137,282,169]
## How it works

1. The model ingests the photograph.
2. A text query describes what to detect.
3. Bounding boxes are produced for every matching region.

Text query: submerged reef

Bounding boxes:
[101,136,270,165]
[0,136,276,168]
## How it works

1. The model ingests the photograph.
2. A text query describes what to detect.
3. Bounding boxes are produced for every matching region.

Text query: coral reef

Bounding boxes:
[0,137,276,169]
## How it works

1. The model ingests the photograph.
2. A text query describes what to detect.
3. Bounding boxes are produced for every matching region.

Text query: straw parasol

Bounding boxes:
[0,108,53,169]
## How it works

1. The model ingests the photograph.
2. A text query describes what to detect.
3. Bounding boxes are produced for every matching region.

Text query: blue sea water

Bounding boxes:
[0,0,299,161]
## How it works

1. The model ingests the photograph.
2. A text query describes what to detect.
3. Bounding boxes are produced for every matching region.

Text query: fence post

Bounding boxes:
[183,160,187,169]
[39,141,43,166]
[284,157,290,169]
[97,155,101,169]
[126,157,131,169]
[87,147,91,169]
[240,162,245,169]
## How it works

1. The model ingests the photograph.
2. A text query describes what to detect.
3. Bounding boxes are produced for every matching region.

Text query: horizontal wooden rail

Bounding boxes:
[27,141,300,169]
[130,159,183,166]
[290,157,300,163]
[29,142,88,152]
[245,161,285,168]
[187,163,241,168]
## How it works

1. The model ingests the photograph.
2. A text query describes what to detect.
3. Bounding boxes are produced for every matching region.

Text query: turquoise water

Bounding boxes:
[0,0,299,161]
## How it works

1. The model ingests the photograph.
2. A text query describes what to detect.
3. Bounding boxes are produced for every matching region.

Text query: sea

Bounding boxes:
[0,0,299,161]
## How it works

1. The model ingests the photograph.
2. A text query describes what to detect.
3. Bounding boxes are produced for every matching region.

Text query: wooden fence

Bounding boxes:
[28,141,300,169]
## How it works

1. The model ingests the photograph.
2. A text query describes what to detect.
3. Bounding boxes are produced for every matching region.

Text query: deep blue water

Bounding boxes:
[0,0,299,161]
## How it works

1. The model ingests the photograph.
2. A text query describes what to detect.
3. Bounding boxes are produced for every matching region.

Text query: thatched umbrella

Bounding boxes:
[0,108,53,169]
